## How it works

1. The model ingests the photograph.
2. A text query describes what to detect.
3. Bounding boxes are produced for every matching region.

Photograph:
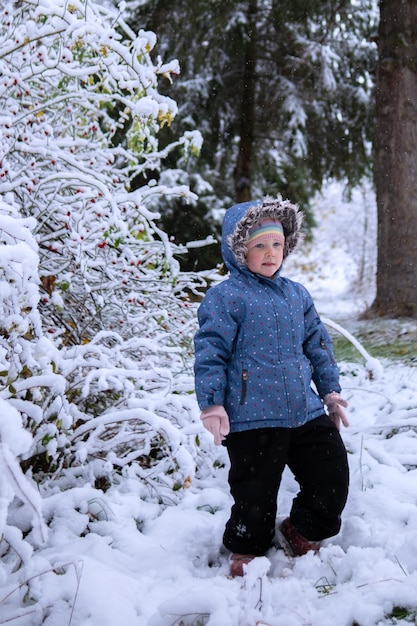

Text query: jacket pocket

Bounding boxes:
[320,338,336,364]
[240,369,248,405]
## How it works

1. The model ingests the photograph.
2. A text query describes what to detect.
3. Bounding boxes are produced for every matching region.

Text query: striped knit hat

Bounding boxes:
[246,219,285,251]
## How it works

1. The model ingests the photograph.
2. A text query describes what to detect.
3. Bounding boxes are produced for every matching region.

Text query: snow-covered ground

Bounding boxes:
[3,183,417,626]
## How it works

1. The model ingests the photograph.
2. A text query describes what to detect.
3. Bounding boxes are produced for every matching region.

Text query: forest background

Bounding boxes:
[1,0,417,624]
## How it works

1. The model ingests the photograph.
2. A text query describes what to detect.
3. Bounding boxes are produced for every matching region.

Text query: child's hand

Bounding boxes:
[324,392,349,430]
[200,405,230,445]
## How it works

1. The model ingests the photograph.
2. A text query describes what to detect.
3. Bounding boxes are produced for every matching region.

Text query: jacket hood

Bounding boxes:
[221,195,304,273]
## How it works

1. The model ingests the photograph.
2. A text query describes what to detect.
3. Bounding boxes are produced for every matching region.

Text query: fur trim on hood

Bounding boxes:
[228,195,304,268]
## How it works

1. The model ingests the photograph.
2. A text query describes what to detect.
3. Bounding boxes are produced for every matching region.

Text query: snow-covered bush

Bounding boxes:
[0,201,221,608]
[0,204,53,577]
[0,0,213,547]
[0,0,204,346]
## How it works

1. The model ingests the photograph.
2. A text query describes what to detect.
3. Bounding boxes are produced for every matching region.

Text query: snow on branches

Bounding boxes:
[0,0,211,572]
[0,0,204,345]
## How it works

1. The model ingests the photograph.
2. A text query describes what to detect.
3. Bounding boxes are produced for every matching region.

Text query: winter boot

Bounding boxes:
[229,553,256,577]
[279,517,321,556]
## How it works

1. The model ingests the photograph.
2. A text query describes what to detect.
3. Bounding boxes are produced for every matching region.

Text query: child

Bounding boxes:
[194,196,349,577]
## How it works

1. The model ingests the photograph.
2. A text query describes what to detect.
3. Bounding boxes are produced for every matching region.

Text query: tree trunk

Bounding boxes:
[368,0,417,317]
[234,0,257,203]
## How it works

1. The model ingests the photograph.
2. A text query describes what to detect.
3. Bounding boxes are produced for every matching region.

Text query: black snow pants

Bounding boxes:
[223,415,349,555]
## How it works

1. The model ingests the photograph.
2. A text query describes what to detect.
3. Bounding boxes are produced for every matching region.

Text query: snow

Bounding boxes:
[3,182,417,626]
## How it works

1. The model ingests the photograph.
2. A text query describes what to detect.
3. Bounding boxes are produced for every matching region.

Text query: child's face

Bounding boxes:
[246,239,284,277]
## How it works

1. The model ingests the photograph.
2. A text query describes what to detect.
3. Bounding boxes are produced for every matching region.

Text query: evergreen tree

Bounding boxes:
[126,0,378,268]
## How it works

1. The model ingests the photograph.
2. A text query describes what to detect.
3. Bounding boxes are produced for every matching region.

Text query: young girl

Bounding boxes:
[194,196,349,577]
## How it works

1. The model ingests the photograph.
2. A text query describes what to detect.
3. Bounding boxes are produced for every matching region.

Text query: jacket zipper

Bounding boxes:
[240,369,248,405]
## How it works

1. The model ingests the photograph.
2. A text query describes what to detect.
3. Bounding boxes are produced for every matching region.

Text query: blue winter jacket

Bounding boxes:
[194,200,341,432]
